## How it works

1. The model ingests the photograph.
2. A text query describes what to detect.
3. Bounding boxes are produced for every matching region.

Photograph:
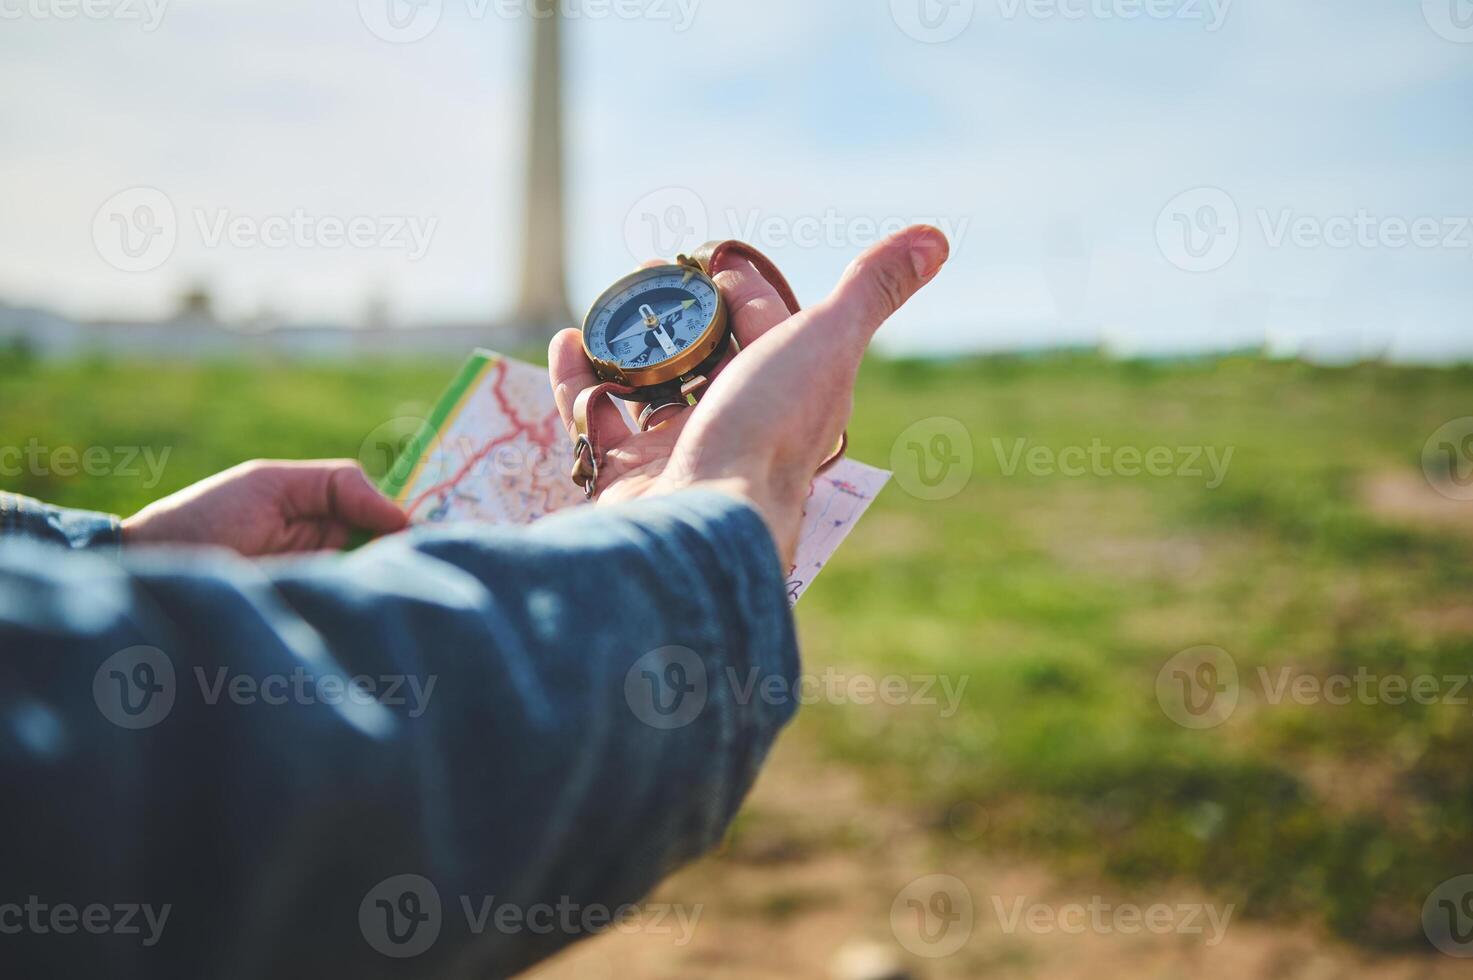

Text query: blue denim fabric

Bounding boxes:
[0,490,798,978]
[0,491,122,551]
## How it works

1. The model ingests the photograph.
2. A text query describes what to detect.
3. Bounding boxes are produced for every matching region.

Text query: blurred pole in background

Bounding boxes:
[513,0,573,342]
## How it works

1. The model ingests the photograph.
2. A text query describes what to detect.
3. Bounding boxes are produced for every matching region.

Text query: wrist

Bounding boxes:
[658,473,801,567]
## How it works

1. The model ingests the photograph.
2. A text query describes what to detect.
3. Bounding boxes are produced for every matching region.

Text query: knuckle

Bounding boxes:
[858,256,910,318]
[239,459,292,483]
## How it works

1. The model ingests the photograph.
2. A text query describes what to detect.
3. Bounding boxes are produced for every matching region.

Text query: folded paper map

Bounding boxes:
[380,350,889,604]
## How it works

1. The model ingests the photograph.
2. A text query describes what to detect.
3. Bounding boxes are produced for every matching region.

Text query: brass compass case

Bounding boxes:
[580,258,731,403]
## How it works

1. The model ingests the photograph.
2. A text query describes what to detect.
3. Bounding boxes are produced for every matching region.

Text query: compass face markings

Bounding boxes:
[586,267,720,371]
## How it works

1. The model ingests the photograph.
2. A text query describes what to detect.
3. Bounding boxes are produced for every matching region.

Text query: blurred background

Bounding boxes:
[3,0,1473,976]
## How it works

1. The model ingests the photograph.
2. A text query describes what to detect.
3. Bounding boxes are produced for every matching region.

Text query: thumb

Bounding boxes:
[821,225,949,339]
[324,462,410,534]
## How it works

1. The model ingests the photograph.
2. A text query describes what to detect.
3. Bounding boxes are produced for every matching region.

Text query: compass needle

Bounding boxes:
[579,256,733,413]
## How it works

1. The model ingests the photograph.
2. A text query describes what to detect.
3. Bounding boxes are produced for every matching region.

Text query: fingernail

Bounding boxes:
[910,228,949,280]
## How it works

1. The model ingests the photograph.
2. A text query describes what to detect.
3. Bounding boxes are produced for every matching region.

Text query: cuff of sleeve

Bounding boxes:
[0,492,124,553]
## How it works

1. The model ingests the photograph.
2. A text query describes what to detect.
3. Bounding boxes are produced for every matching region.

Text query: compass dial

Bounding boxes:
[584,266,722,373]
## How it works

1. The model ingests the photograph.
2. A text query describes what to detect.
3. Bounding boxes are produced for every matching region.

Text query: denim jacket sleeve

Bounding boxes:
[0,490,800,979]
[0,490,122,551]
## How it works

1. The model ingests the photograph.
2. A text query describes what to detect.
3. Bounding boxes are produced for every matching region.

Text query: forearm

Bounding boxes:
[0,490,798,977]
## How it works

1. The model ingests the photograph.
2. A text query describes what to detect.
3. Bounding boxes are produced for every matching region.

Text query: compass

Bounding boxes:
[570,239,841,499]
[580,255,730,406]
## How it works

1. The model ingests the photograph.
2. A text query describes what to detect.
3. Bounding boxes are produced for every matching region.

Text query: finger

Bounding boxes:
[818,224,949,341]
[271,460,408,534]
[686,228,949,482]
[710,254,793,348]
[275,517,357,555]
[326,464,410,534]
[317,522,354,553]
[548,328,628,446]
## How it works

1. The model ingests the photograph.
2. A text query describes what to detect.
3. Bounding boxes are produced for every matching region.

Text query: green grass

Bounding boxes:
[0,350,453,514]
[3,348,1472,949]
[812,353,1473,949]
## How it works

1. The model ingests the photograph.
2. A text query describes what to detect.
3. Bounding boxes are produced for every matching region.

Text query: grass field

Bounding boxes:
[4,349,1472,959]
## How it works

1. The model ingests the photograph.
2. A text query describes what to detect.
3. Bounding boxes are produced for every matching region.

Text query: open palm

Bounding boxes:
[549,226,950,561]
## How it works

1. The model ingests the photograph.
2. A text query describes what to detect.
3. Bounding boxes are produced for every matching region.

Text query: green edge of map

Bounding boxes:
[378,349,497,502]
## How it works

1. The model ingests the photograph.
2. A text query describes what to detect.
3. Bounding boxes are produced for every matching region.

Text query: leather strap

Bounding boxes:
[689,240,803,318]
[570,380,635,497]
[570,240,847,498]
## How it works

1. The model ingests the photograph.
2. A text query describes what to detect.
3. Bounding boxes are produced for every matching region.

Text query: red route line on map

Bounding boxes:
[406,359,567,520]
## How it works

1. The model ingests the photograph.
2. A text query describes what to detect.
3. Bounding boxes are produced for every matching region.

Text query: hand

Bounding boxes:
[549,225,949,565]
[122,459,409,556]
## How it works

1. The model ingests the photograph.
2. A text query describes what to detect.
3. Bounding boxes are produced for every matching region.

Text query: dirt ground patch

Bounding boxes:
[1361,471,1473,537]
[527,731,1466,979]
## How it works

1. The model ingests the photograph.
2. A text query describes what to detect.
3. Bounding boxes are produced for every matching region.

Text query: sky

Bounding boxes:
[1,0,1470,361]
